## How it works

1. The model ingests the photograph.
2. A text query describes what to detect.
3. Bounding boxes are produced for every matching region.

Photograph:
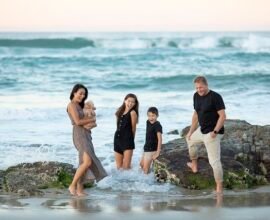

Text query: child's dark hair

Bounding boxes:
[115,93,139,123]
[147,107,159,116]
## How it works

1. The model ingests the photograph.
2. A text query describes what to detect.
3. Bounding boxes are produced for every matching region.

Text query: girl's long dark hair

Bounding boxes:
[115,93,139,123]
[69,84,88,108]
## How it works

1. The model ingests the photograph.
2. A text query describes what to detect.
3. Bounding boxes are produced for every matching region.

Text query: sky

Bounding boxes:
[0,0,269,31]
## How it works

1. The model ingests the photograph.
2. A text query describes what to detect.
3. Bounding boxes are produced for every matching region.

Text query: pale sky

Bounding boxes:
[0,0,269,31]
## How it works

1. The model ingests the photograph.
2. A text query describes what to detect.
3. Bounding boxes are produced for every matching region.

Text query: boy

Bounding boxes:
[140,107,163,174]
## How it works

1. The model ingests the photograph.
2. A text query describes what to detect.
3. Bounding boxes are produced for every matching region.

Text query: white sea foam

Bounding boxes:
[190,37,218,49]
[97,168,173,193]
[0,143,77,170]
[100,38,149,49]
[239,34,270,53]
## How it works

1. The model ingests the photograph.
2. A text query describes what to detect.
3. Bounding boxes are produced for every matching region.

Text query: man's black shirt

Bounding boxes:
[193,90,225,134]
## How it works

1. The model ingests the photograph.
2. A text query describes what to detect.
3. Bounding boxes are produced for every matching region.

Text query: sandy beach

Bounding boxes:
[1,186,270,220]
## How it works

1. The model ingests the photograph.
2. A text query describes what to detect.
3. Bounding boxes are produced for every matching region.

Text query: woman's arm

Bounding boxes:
[130,110,137,138]
[68,103,93,126]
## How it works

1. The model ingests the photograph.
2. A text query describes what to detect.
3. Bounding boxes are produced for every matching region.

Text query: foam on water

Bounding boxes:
[97,168,174,193]
[0,143,77,169]
[191,36,218,49]
[239,34,270,53]
[0,32,270,52]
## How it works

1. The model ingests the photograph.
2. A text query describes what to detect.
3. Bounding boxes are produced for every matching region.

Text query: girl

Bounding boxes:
[67,84,107,196]
[114,93,139,170]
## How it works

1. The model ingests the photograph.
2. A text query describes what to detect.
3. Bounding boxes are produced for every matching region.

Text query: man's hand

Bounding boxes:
[210,131,217,138]
[187,131,192,141]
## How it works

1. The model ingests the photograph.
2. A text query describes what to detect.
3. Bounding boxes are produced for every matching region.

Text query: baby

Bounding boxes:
[83,100,97,130]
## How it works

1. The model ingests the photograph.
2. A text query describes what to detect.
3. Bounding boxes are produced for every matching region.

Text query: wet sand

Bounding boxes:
[1,186,270,220]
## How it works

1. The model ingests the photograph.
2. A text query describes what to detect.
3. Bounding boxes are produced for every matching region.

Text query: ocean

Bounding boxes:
[0,32,270,193]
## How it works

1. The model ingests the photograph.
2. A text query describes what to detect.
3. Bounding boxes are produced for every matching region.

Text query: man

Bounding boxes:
[186,76,226,194]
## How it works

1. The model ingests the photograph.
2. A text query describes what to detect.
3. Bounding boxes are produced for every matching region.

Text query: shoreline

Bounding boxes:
[1,186,270,219]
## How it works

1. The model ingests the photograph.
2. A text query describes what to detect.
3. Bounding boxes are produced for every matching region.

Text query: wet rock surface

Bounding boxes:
[154,119,270,189]
[1,162,77,196]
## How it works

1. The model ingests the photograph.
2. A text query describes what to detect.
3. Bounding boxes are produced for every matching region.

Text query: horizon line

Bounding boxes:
[0,29,270,33]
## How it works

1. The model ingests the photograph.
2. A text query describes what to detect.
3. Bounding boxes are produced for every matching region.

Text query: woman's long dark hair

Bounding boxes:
[115,93,139,123]
[69,84,88,108]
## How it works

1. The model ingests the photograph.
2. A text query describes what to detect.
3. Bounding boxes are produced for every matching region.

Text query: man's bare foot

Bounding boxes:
[215,182,223,195]
[187,162,198,173]
[213,185,223,196]
[68,185,77,196]
[213,190,223,197]
[215,189,223,195]
[215,193,223,207]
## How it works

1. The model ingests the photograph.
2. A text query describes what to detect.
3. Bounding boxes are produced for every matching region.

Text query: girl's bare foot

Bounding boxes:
[187,162,198,173]
[68,185,77,196]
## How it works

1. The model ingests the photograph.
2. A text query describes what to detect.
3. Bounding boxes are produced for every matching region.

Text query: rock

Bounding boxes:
[17,189,31,197]
[0,161,93,196]
[0,170,4,192]
[168,41,178,48]
[154,119,270,189]
[167,129,180,135]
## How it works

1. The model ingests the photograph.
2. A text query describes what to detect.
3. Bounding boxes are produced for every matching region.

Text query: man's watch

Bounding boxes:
[213,130,218,134]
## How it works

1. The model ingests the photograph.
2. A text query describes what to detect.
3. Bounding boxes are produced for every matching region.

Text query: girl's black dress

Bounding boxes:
[114,109,135,154]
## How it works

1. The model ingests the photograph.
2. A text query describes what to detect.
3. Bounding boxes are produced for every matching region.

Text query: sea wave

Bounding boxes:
[95,35,270,51]
[190,35,270,52]
[0,37,95,49]
[112,34,270,52]
[239,34,270,52]
[0,34,270,51]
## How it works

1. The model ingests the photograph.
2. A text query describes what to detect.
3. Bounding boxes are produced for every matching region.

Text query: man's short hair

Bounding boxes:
[193,76,208,85]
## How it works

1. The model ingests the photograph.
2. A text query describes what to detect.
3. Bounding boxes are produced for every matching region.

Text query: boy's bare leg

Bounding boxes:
[140,156,144,169]
[143,159,152,174]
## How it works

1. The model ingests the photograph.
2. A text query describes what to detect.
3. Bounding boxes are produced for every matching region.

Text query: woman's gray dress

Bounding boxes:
[68,103,107,182]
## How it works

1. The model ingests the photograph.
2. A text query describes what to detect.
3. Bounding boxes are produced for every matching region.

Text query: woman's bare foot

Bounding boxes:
[68,185,77,196]
[187,162,198,173]
[77,191,88,197]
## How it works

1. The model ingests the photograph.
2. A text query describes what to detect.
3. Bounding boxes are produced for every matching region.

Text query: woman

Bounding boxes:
[114,93,139,170]
[67,84,107,196]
